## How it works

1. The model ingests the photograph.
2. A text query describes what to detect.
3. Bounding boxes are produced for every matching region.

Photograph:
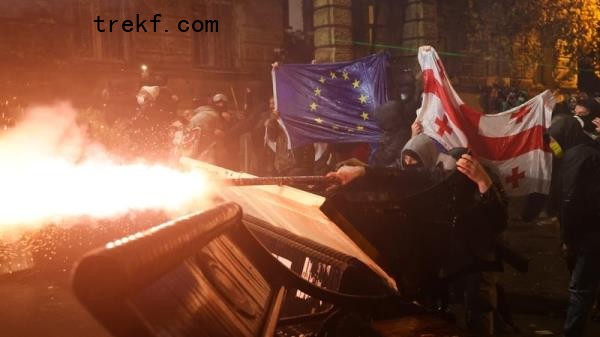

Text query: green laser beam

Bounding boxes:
[344,40,598,73]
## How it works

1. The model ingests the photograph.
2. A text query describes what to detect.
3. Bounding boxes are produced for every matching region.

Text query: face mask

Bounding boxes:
[580,114,599,134]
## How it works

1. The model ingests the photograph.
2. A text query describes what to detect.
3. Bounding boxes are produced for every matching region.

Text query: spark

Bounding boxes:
[0,104,211,236]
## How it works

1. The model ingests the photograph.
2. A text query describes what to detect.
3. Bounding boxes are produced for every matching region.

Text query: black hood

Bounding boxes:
[374,100,409,131]
[548,116,592,151]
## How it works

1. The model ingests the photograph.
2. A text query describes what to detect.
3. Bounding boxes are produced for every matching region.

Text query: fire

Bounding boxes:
[0,103,211,235]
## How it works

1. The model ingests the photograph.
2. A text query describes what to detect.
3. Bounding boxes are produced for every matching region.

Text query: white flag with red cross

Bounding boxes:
[416,46,555,196]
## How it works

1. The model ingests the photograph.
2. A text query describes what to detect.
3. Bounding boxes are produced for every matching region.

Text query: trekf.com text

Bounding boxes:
[94,14,218,33]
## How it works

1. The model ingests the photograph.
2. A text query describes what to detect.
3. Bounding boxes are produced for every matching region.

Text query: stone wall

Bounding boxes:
[0,0,284,109]
[308,0,577,97]
[313,0,353,62]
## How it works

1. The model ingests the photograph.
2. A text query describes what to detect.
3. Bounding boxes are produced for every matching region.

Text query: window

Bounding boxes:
[352,0,377,57]
[73,0,127,61]
[192,0,236,69]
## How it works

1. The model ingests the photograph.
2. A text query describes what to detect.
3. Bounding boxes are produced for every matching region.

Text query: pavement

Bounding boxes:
[1,204,599,337]
[494,199,600,337]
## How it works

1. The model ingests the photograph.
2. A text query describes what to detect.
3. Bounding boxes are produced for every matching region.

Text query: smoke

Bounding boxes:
[0,103,213,240]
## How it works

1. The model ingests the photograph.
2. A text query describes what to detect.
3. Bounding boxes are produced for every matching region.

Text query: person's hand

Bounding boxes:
[593,117,600,133]
[271,62,279,69]
[456,153,493,193]
[411,121,423,137]
[326,165,366,186]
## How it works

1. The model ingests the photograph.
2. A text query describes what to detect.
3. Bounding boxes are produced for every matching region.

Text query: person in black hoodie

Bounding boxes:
[329,135,508,335]
[547,116,600,337]
[370,100,413,167]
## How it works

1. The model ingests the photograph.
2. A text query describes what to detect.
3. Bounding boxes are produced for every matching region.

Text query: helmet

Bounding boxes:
[212,93,228,103]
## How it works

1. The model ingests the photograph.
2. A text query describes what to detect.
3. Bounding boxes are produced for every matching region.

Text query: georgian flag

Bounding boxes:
[416,46,555,196]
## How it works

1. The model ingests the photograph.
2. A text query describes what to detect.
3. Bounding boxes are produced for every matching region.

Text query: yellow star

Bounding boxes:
[330,71,337,79]
[315,117,323,124]
[314,87,321,96]
[319,76,326,84]
[360,112,369,120]
[342,70,350,80]
[356,125,364,131]
[352,79,360,88]
[309,102,318,111]
[358,94,368,104]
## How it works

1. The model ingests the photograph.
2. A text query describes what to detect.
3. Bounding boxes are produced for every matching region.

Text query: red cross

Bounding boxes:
[505,167,525,188]
[510,105,532,124]
[434,115,453,136]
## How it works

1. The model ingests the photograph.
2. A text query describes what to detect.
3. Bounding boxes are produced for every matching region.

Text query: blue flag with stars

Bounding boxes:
[272,53,388,148]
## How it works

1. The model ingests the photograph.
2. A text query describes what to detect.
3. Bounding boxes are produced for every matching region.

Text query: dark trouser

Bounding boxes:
[564,253,600,337]
[464,271,497,336]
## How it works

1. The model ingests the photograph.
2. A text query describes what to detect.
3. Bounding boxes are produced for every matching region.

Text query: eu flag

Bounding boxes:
[273,53,388,148]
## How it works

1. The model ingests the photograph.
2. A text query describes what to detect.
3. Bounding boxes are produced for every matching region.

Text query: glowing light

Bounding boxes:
[141,64,148,72]
[0,104,212,236]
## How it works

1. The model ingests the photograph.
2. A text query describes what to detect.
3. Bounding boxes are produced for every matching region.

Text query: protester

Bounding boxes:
[183,104,222,162]
[264,104,314,176]
[328,133,508,336]
[370,100,413,167]
[248,97,277,175]
[547,117,600,337]
[572,98,600,140]
[131,80,179,161]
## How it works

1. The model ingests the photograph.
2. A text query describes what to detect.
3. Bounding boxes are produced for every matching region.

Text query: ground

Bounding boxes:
[493,197,600,337]
[0,207,599,337]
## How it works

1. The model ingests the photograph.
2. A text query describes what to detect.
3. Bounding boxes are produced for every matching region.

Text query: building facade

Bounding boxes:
[0,0,582,113]
[0,0,284,110]
[310,0,580,101]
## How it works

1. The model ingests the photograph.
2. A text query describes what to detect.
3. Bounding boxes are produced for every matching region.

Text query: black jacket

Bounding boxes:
[549,116,600,252]
[557,142,600,252]
[371,100,412,167]
[364,165,508,275]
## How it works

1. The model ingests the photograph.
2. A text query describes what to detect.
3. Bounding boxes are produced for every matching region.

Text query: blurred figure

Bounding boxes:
[131,79,179,161]
[572,98,600,140]
[330,135,508,336]
[370,100,413,167]
[547,117,600,337]
[265,104,314,176]
[250,97,277,175]
[180,105,222,163]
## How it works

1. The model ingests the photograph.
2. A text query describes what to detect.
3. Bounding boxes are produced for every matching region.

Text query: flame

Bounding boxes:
[0,103,211,235]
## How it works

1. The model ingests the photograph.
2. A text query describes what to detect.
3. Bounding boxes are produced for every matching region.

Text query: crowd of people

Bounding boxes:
[166,74,599,336]
[479,84,530,114]
[2,68,600,337]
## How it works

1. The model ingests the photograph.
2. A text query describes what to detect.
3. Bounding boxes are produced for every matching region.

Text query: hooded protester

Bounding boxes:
[329,133,509,335]
[396,68,422,118]
[371,100,413,167]
[399,133,456,170]
[547,116,600,337]
[572,98,600,140]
